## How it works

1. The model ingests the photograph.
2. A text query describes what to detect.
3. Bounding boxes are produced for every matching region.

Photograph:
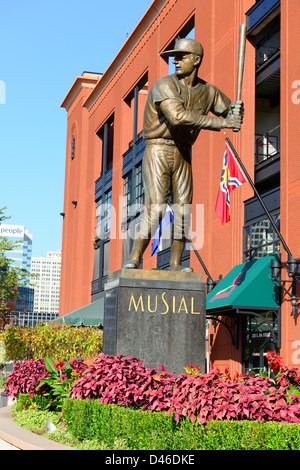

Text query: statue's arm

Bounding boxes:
[159,98,242,131]
[159,98,223,131]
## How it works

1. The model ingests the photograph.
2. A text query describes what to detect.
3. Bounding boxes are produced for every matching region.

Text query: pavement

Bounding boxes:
[0,405,75,450]
[0,436,20,450]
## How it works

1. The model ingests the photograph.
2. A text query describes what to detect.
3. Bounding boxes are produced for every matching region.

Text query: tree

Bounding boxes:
[0,207,37,326]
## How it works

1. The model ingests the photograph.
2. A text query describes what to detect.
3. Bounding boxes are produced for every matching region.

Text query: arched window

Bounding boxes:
[71,135,75,160]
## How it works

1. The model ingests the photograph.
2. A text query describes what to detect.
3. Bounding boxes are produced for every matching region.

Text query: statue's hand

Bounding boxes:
[230,100,244,119]
[221,101,244,130]
[221,113,242,130]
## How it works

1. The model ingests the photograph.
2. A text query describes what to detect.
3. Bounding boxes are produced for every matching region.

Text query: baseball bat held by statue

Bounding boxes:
[233,23,247,132]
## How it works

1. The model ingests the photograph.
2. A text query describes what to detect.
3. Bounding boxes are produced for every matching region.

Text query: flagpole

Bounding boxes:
[166,198,216,284]
[225,136,292,258]
[187,237,214,280]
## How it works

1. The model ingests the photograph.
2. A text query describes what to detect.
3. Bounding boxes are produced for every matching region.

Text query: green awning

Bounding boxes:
[54,298,104,326]
[206,255,280,313]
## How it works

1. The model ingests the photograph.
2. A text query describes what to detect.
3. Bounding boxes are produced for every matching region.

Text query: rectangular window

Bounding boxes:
[93,115,114,297]
[135,164,144,208]
[121,74,148,265]
[122,164,144,220]
[244,213,280,262]
[98,115,114,173]
[243,187,280,262]
[95,189,112,240]
[103,189,112,233]
[123,172,132,219]
[103,241,110,277]
[95,200,101,239]
[162,16,195,74]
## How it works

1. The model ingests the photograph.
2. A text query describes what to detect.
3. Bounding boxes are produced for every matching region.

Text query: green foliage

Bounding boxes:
[0,376,6,388]
[61,398,300,450]
[14,393,50,412]
[14,393,300,450]
[0,326,32,361]
[36,358,75,411]
[12,405,61,435]
[12,396,129,450]
[0,322,103,362]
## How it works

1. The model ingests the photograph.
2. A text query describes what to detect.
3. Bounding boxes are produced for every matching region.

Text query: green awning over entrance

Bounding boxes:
[206,255,280,312]
[54,298,104,326]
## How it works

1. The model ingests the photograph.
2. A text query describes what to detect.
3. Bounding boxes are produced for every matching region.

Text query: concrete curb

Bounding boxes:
[0,406,75,450]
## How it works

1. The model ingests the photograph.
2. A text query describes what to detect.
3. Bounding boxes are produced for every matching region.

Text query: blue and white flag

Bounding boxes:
[151,205,174,256]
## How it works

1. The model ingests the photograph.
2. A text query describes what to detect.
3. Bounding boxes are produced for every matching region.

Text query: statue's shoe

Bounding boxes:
[123,258,140,269]
[169,265,193,272]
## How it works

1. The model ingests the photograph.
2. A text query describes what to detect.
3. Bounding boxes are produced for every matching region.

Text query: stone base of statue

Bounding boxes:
[103,268,206,376]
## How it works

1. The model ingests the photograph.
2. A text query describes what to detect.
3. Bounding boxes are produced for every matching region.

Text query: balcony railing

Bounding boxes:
[256,45,280,69]
[255,21,280,66]
[95,165,113,200]
[255,125,280,165]
[91,276,107,295]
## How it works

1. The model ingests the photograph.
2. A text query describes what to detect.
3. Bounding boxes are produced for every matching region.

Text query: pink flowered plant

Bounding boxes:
[168,367,300,424]
[70,354,300,424]
[5,357,88,399]
[5,358,50,398]
[5,353,300,424]
[70,354,176,413]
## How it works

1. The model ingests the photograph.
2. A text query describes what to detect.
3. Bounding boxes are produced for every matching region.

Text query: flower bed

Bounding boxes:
[5,351,300,424]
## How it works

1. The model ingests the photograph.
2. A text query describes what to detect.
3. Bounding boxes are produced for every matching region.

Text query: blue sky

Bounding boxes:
[0,0,152,258]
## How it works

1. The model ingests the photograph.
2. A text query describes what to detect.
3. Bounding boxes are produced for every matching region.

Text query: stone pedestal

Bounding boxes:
[103,269,206,376]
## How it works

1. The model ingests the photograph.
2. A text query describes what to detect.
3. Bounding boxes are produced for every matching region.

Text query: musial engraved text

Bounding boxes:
[128,292,200,315]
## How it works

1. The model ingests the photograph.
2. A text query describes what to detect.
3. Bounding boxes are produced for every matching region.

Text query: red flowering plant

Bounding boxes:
[36,357,87,410]
[168,367,300,424]
[70,354,176,412]
[5,358,50,399]
[250,350,300,401]
[68,354,300,424]
[266,351,284,374]
[184,362,201,376]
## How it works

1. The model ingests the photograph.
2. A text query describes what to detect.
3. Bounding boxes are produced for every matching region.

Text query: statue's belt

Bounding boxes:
[145,138,191,150]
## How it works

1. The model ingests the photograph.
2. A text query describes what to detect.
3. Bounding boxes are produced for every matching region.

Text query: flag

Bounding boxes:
[151,205,174,255]
[215,142,247,224]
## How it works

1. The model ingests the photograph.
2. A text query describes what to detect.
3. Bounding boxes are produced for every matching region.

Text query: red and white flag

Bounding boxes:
[215,143,247,224]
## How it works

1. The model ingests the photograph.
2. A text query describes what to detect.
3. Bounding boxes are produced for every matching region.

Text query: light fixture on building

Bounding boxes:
[60,212,65,218]
[270,256,300,315]
[72,201,78,207]
[270,258,282,280]
[206,277,217,294]
[287,254,300,282]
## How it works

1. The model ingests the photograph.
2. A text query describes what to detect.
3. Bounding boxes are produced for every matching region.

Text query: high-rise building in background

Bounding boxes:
[25,250,61,326]
[0,223,62,326]
[0,224,34,322]
[0,224,33,271]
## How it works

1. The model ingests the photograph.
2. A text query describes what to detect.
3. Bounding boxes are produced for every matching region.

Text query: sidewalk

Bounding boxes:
[0,436,20,450]
[0,406,75,450]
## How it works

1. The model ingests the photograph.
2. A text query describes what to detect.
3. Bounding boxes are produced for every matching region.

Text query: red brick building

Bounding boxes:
[59,0,300,374]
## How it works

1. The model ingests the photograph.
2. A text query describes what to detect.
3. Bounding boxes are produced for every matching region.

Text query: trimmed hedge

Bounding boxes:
[61,398,300,450]
[15,393,50,411]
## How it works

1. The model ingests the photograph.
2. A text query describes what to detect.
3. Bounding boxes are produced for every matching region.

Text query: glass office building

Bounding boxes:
[0,224,32,272]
